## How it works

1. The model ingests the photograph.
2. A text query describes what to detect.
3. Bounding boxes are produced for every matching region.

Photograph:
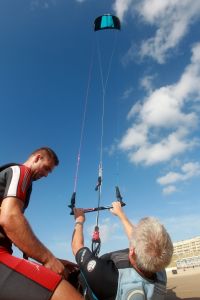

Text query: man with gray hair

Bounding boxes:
[72,201,173,300]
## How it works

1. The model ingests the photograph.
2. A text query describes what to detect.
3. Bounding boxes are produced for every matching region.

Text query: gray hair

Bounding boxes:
[130,217,173,273]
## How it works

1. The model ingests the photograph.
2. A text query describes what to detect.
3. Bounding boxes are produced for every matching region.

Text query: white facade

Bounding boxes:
[173,236,200,269]
[173,236,200,256]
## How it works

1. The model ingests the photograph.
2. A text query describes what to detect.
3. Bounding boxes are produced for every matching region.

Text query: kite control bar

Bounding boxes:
[76,202,126,214]
[68,186,126,215]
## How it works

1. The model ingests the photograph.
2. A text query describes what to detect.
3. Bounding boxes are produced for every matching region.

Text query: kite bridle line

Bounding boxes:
[92,162,102,256]
[90,30,120,256]
[96,30,119,164]
[73,43,95,196]
[69,15,122,256]
[68,41,95,213]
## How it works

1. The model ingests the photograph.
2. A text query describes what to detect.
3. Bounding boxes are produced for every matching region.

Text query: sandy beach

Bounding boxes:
[166,268,200,299]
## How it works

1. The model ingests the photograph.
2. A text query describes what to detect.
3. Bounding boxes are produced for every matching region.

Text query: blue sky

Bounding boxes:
[1,0,200,261]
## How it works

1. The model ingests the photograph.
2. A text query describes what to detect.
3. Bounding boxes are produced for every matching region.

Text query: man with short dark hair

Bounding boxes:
[0,147,83,300]
[72,201,173,300]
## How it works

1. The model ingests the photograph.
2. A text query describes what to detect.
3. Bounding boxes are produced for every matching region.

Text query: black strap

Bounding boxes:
[0,163,19,173]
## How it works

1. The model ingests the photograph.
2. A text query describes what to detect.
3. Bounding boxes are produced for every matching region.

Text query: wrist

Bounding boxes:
[118,212,126,220]
[75,221,84,226]
[75,217,85,223]
[41,250,54,265]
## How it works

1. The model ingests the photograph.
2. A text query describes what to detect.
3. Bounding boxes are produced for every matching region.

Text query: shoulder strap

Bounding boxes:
[0,163,19,172]
[110,248,131,268]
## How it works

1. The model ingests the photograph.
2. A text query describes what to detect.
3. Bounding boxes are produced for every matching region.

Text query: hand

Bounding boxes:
[73,208,85,223]
[110,201,124,217]
[44,255,65,276]
[59,259,80,280]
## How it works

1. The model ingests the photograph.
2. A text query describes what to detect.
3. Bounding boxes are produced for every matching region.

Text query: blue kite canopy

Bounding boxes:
[94,14,121,31]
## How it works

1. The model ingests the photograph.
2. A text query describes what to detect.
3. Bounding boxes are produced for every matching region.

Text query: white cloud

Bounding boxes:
[140,88,198,128]
[127,129,194,165]
[140,75,155,93]
[127,102,143,120]
[139,0,200,63]
[162,185,177,195]
[30,0,56,10]
[157,162,200,186]
[157,161,200,195]
[112,0,133,22]
[120,123,147,150]
[119,42,200,166]
[122,87,134,100]
[114,0,200,63]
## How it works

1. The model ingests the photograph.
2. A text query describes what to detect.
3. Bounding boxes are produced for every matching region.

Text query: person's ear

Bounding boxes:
[34,154,41,163]
[129,247,135,257]
[129,247,136,266]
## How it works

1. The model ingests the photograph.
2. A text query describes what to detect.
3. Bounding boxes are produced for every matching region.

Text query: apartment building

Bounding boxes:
[173,236,200,269]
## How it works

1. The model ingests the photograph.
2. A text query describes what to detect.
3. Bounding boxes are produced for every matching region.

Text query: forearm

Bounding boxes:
[111,202,135,240]
[4,212,53,264]
[117,211,134,240]
[0,197,64,275]
[71,222,84,256]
